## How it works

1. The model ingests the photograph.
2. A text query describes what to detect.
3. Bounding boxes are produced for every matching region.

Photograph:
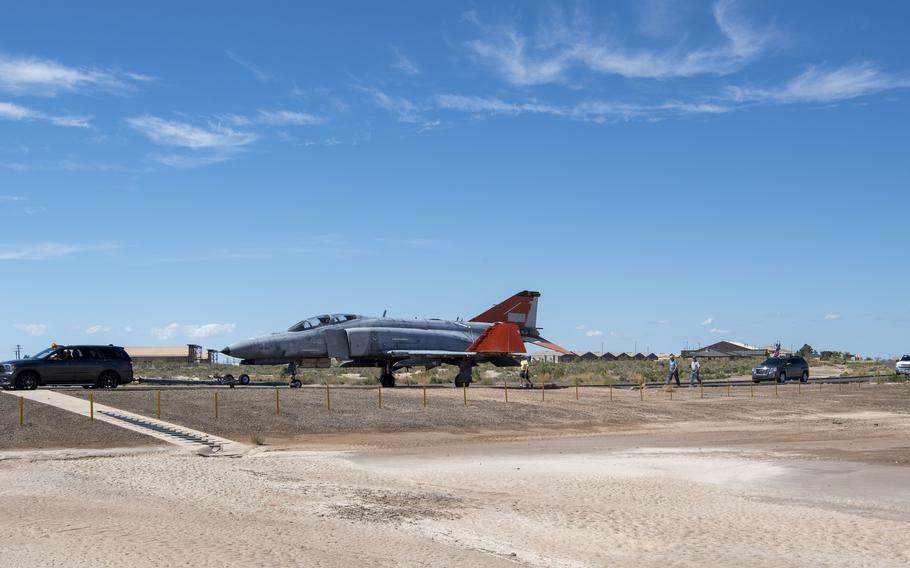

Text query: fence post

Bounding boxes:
[700,383,704,399]
[541,382,545,402]
[19,397,24,426]
[463,384,467,406]
[609,385,613,401]
[727,384,731,398]
[378,385,382,409]
[504,380,508,403]
[214,392,218,419]
[669,386,673,401]
[750,384,754,398]
[90,392,94,420]
[156,390,161,419]
[422,385,426,407]
[640,385,643,401]
[775,384,778,397]
[326,384,331,411]
[275,388,281,416]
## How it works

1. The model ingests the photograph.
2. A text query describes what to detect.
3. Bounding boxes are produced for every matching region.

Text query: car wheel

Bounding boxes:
[98,371,119,389]
[290,379,302,388]
[800,371,808,383]
[17,371,39,390]
[777,372,787,384]
[238,374,250,385]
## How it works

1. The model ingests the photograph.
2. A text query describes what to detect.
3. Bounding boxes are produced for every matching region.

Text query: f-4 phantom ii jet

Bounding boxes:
[221,291,569,387]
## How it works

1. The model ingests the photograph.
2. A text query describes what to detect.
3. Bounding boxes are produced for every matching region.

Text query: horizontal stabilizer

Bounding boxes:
[467,322,526,354]
[530,339,572,355]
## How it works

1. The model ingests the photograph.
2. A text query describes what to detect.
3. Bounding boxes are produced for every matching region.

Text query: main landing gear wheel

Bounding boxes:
[239,374,251,385]
[380,373,396,388]
[290,379,302,388]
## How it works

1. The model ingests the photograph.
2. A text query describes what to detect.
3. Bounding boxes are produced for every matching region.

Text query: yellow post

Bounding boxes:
[798,382,801,396]
[19,397,24,426]
[275,388,280,416]
[378,385,382,408]
[156,390,161,419]
[422,385,426,407]
[609,385,613,401]
[463,384,467,406]
[727,384,731,398]
[541,382,545,402]
[214,392,218,419]
[775,383,778,397]
[90,392,94,420]
[504,380,508,403]
[575,380,579,401]
[700,383,704,399]
[819,382,821,394]
[326,384,331,411]
[640,385,643,401]
[750,384,754,398]
[670,387,673,401]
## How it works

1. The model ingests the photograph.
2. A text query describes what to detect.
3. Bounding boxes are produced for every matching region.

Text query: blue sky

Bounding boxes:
[1,1,908,359]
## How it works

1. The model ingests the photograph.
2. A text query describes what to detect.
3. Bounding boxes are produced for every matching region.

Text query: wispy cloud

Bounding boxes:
[701,317,713,326]
[368,89,423,123]
[585,329,604,337]
[464,0,772,85]
[824,314,841,320]
[153,323,236,340]
[575,325,587,330]
[0,162,31,171]
[709,327,729,334]
[0,242,119,260]
[0,53,147,96]
[256,109,325,126]
[0,101,91,128]
[126,115,257,149]
[16,323,47,336]
[85,324,111,335]
[725,63,910,104]
[0,195,25,202]
[151,154,231,168]
[435,93,728,122]
[391,47,420,75]
[224,49,273,82]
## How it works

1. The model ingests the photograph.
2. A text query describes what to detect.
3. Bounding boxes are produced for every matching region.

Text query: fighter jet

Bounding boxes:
[221,290,569,387]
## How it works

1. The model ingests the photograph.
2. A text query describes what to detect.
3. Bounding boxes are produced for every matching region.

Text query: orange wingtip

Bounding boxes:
[467,322,526,354]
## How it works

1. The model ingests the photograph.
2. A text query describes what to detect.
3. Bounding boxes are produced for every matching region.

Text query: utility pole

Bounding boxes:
[14,344,21,359]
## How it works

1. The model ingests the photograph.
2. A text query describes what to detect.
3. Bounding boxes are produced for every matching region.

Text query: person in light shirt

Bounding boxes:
[666,355,680,386]
[690,357,702,386]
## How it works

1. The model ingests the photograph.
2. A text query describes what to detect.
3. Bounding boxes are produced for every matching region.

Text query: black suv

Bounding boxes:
[752,356,810,384]
[0,345,134,390]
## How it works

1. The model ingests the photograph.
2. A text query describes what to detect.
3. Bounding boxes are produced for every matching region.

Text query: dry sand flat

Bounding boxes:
[0,384,908,567]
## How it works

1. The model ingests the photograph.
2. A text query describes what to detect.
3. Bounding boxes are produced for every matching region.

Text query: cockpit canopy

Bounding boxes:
[288,314,358,332]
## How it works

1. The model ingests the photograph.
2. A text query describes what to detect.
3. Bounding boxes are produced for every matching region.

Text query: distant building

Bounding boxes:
[125,344,208,364]
[681,341,768,359]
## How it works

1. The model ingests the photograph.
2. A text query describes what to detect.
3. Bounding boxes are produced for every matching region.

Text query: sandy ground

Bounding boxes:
[0,384,908,567]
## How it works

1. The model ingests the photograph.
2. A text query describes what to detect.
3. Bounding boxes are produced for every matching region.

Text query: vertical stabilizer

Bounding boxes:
[470,291,540,331]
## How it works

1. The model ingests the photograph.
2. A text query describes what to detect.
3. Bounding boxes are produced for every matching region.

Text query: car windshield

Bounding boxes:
[901,355,910,362]
[287,314,357,332]
[31,347,58,360]
[759,358,785,366]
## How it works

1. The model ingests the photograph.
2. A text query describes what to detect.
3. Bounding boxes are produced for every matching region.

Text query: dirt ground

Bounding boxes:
[0,392,163,450]
[0,383,908,567]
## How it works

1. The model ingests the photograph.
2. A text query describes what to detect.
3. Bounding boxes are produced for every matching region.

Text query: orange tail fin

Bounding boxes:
[467,323,526,353]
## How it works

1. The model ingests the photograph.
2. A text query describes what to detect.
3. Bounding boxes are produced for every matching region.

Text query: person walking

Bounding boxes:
[519,357,532,388]
[690,357,702,386]
[666,354,680,386]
